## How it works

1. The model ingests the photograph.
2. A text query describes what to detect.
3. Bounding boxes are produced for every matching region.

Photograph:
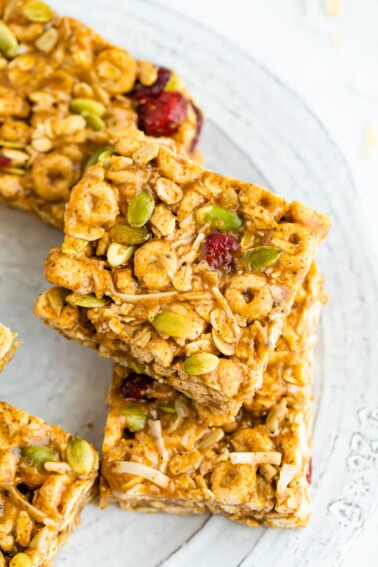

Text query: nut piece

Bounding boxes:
[21,446,59,471]
[34,27,58,53]
[0,20,18,58]
[109,224,150,245]
[107,242,136,267]
[196,205,242,231]
[122,407,147,432]
[22,0,52,22]
[66,293,110,308]
[9,553,32,567]
[152,312,196,338]
[127,191,155,228]
[184,353,220,375]
[66,437,94,475]
[243,246,282,270]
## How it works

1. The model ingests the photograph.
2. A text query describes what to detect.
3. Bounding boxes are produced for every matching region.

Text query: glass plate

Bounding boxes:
[1,0,377,565]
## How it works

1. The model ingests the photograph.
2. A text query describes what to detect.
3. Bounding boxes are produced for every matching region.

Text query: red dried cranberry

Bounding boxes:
[131,66,171,101]
[190,104,204,151]
[204,232,239,273]
[0,154,12,168]
[137,91,188,137]
[306,458,312,484]
[119,373,152,400]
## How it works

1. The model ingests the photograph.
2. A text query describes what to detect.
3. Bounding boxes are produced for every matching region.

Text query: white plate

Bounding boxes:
[1,1,377,565]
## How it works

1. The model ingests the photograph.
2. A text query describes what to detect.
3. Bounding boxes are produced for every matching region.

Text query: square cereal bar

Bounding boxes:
[35,129,331,420]
[0,0,202,227]
[0,323,19,372]
[0,401,99,566]
[100,264,325,527]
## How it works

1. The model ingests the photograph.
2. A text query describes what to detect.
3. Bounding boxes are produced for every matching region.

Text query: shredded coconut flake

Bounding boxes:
[149,420,169,472]
[276,464,298,495]
[111,461,170,488]
[230,452,282,466]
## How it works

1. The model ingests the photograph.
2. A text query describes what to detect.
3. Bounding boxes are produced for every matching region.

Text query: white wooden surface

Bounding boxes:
[0,1,377,565]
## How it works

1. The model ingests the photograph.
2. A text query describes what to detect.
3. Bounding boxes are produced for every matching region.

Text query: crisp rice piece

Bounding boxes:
[0,401,99,566]
[99,264,325,527]
[35,129,331,420]
[0,0,203,228]
[0,323,19,372]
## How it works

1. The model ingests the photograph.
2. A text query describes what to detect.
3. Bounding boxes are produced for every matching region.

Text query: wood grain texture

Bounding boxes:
[0,0,377,565]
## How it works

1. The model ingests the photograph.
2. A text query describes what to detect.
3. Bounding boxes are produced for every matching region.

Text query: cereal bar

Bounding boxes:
[0,0,202,227]
[100,264,325,527]
[0,323,19,372]
[0,401,99,566]
[35,129,331,420]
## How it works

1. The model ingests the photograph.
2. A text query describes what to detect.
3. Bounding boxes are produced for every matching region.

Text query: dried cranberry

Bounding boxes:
[119,373,152,400]
[137,91,188,137]
[190,104,204,151]
[0,154,12,168]
[131,66,171,101]
[204,232,239,273]
[306,458,312,484]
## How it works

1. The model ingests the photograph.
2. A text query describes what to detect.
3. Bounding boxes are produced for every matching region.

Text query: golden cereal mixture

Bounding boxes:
[35,129,331,420]
[0,323,19,372]
[0,0,203,227]
[99,265,325,527]
[0,401,99,566]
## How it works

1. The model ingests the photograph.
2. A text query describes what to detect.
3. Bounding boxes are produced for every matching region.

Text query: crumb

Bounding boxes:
[325,0,344,18]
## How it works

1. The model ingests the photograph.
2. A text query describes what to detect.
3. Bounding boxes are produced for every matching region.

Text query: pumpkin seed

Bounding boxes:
[0,20,18,58]
[66,293,110,308]
[109,224,150,245]
[128,359,144,374]
[196,205,242,231]
[82,111,105,131]
[107,242,136,267]
[21,446,59,471]
[98,149,115,168]
[127,191,155,228]
[22,0,52,22]
[0,166,26,175]
[9,553,32,567]
[83,145,112,172]
[243,246,282,270]
[184,353,219,375]
[159,405,176,414]
[122,407,147,432]
[69,98,106,117]
[0,139,26,149]
[165,72,185,92]
[152,312,196,338]
[61,237,88,255]
[66,437,94,475]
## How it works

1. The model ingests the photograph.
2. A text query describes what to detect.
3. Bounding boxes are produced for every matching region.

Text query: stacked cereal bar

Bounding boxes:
[0,323,19,372]
[35,129,331,421]
[0,401,99,566]
[0,0,202,227]
[100,264,325,527]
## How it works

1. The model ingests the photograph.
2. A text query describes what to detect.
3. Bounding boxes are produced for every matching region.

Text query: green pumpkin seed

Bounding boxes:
[9,552,32,567]
[127,191,155,228]
[98,149,115,168]
[83,145,113,172]
[109,224,150,245]
[21,446,59,470]
[165,72,185,92]
[196,205,242,231]
[159,405,176,414]
[83,112,106,131]
[184,353,219,375]
[128,359,144,374]
[61,237,88,255]
[107,242,136,267]
[0,166,26,175]
[122,407,147,432]
[69,98,106,117]
[66,437,94,475]
[22,0,52,22]
[152,312,196,338]
[0,20,18,58]
[0,139,26,149]
[66,293,110,308]
[243,246,282,270]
